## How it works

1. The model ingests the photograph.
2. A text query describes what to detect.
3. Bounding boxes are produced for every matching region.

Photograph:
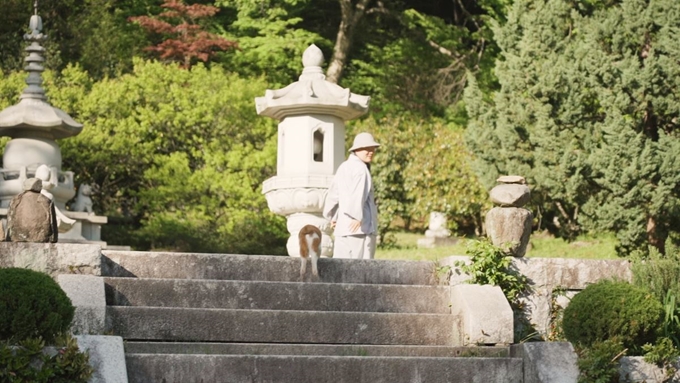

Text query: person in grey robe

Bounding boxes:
[323,132,380,259]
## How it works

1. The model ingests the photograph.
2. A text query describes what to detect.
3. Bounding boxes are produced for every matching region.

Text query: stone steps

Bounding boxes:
[99,251,539,382]
[106,307,456,345]
[124,354,523,383]
[123,341,510,357]
[101,250,441,285]
[104,277,452,313]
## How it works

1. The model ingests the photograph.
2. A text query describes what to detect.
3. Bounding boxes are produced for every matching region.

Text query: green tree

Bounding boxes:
[0,60,287,253]
[465,0,680,254]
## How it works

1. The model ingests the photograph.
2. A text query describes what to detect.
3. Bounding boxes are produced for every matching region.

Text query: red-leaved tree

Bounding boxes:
[130,0,237,68]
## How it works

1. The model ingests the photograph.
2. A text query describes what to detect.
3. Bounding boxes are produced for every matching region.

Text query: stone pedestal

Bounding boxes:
[485,175,533,257]
[262,176,334,256]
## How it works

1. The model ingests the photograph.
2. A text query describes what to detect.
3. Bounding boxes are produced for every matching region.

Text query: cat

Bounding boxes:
[298,224,322,281]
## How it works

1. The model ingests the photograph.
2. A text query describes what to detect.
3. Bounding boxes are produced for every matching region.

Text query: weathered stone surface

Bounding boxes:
[126,354,523,383]
[104,278,452,313]
[441,256,632,338]
[485,207,533,257]
[75,335,128,383]
[497,175,526,184]
[619,356,680,382]
[107,307,457,345]
[58,274,106,334]
[6,181,57,243]
[490,184,531,207]
[510,342,578,383]
[0,242,102,278]
[450,284,513,345]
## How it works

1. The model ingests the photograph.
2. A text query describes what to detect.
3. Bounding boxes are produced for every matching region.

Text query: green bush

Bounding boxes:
[576,338,626,383]
[0,268,74,343]
[0,334,93,382]
[562,280,663,353]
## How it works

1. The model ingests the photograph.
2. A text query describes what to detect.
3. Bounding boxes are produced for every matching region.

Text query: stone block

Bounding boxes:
[58,274,106,334]
[450,284,513,345]
[0,242,102,278]
[485,207,533,257]
[75,335,128,383]
[510,342,578,383]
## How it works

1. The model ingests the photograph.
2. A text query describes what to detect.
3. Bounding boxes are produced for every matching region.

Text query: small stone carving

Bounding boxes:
[71,184,94,214]
[418,212,458,248]
[35,164,76,232]
[6,178,58,243]
[485,175,533,257]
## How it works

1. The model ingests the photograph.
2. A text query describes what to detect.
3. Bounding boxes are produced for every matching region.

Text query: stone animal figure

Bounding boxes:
[72,184,93,214]
[298,224,322,281]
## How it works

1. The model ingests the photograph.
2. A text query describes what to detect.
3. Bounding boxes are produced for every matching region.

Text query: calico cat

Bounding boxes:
[298,224,322,281]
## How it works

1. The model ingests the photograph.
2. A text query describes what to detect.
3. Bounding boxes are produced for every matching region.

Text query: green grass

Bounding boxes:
[375,231,619,261]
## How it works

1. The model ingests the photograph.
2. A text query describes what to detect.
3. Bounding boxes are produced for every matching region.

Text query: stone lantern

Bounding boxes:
[0,4,107,244]
[255,44,370,256]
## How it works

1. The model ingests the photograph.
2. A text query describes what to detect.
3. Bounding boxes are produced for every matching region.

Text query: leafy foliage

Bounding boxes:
[576,338,626,383]
[0,61,288,253]
[347,116,488,244]
[130,0,238,68]
[562,279,663,353]
[0,268,74,344]
[455,239,528,304]
[0,335,93,382]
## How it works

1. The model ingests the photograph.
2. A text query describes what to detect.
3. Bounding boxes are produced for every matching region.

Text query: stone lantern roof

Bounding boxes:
[0,5,83,140]
[255,44,370,121]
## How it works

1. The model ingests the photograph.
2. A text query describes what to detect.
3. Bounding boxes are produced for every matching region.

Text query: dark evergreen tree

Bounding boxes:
[465,0,680,254]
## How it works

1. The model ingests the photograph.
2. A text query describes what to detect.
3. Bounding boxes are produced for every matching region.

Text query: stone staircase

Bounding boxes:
[100,251,525,383]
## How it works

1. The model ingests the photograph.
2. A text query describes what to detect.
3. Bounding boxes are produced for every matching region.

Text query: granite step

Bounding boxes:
[104,277,452,313]
[101,251,445,285]
[124,354,523,383]
[124,341,509,358]
[106,307,458,345]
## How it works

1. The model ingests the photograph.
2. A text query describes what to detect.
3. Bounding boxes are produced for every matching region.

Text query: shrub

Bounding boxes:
[562,280,663,353]
[576,338,626,383]
[0,268,74,343]
[0,334,93,382]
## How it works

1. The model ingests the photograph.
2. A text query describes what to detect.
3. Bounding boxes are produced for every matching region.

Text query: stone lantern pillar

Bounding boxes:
[255,44,370,256]
[0,5,107,245]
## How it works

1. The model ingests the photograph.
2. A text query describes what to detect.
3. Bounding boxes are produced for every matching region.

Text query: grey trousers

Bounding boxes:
[333,234,377,259]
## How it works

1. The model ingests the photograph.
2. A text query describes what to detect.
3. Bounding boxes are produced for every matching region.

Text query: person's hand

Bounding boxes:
[349,219,361,233]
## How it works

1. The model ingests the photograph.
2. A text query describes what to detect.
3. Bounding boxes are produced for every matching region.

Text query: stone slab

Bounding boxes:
[510,342,578,383]
[58,274,106,334]
[75,335,128,383]
[125,354,523,383]
[101,251,440,285]
[104,278,451,313]
[124,341,510,357]
[450,284,513,345]
[0,242,102,278]
[106,307,458,346]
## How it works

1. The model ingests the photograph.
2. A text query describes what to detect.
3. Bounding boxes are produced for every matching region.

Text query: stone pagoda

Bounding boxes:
[256,44,370,256]
[0,3,107,244]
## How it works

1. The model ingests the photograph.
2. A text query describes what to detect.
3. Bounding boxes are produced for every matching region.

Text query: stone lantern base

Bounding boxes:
[262,175,334,257]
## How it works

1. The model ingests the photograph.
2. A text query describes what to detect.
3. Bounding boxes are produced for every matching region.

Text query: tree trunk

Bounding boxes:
[647,216,666,254]
[326,0,372,84]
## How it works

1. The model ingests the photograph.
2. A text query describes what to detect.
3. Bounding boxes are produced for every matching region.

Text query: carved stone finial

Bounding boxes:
[302,44,324,68]
[20,1,48,102]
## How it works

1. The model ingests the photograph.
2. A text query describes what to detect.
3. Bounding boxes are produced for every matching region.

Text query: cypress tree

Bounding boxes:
[465,0,680,254]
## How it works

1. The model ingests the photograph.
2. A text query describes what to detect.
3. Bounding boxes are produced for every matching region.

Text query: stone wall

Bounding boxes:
[442,256,633,338]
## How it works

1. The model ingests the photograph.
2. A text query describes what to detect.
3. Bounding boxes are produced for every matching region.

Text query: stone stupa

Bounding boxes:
[0,2,107,245]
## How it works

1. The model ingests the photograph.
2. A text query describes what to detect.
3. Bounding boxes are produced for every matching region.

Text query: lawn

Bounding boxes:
[374,231,619,261]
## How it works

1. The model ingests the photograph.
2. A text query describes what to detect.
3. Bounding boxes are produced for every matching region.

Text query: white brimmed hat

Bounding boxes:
[349,132,380,152]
